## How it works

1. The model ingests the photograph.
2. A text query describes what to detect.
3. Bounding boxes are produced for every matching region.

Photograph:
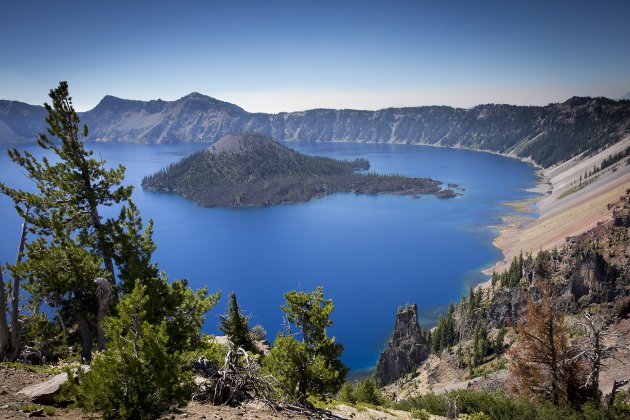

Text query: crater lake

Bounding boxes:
[0,141,539,371]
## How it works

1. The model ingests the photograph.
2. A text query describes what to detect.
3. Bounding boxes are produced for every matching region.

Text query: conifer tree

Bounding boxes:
[69,281,192,419]
[219,292,254,352]
[509,288,585,406]
[264,287,347,401]
[1,82,220,361]
[0,82,133,357]
[1,81,132,284]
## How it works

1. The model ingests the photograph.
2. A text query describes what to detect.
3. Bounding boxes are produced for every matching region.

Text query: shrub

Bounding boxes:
[411,408,431,419]
[67,282,193,419]
[337,381,356,404]
[250,324,267,342]
[354,378,383,405]
[264,287,347,402]
[397,389,630,420]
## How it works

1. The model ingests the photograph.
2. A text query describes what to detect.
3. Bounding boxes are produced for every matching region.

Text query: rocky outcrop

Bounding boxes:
[376,304,430,385]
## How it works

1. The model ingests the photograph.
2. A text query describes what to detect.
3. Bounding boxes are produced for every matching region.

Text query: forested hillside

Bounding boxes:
[141,133,455,206]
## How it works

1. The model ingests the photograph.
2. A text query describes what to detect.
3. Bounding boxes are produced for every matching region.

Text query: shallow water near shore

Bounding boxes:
[0,141,538,370]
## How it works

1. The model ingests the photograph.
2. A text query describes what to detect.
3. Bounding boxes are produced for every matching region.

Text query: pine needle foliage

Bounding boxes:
[219,292,255,352]
[264,287,348,402]
[508,287,586,407]
[68,281,193,419]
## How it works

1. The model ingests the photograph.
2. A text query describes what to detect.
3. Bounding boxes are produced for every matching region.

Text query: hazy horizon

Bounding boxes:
[2,0,629,112]
[4,89,629,115]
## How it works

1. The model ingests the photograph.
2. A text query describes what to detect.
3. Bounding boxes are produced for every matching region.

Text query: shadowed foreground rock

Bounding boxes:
[376,303,430,385]
[18,372,70,405]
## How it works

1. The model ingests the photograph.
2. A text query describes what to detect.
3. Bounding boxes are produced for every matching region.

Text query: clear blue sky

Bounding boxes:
[1,0,629,112]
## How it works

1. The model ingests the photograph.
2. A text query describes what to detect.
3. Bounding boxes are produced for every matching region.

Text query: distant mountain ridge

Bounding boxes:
[2,93,630,167]
[0,100,47,143]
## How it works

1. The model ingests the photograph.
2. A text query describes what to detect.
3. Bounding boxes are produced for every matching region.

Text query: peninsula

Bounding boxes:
[141,133,457,207]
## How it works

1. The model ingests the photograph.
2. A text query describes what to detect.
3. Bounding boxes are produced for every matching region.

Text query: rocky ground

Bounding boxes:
[0,366,86,419]
[0,364,430,420]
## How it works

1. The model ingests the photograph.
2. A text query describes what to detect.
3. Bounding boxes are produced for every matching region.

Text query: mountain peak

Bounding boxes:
[182,92,209,100]
[621,91,630,100]
[207,133,284,154]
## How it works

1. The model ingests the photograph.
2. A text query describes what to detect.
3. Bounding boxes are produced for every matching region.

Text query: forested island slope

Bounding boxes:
[141,133,456,207]
[2,94,630,167]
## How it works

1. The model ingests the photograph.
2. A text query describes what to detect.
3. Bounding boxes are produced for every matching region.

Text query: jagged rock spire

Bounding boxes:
[376,303,430,385]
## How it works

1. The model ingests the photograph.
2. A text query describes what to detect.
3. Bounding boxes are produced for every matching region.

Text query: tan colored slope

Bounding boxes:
[487,136,630,273]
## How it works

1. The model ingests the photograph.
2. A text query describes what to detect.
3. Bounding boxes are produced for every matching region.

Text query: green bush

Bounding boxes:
[411,408,431,419]
[67,282,193,419]
[354,378,383,406]
[337,381,357,404]
[180,335,228,371]
[458,413,491,420]
[397,389,630,420]
[263,287,347,402]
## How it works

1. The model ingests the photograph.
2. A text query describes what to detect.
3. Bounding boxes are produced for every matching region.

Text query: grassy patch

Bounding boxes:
[557,175,599,200]
[397,389,630,420]
[467,356,507,380]
[18,402,40,412]
[0,361,80,376]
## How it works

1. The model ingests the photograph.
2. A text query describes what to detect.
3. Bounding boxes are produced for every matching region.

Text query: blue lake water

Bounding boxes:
[0,141,539,370]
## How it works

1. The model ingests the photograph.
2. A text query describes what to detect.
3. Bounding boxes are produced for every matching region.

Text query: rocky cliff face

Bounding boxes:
[0,100,47,143]
[379,192,630,387]
[2,94,630,167]
[376,304,430,385]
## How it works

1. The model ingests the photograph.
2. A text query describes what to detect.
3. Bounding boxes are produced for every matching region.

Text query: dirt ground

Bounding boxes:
[0,366,89,419]
[0,365,423,419]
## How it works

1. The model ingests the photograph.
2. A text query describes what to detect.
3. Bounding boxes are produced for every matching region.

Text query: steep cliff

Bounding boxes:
[2,94,630,167]
[375,304,430,385]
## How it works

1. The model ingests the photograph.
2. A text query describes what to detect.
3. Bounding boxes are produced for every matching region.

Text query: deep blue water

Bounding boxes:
[0,141,538,370]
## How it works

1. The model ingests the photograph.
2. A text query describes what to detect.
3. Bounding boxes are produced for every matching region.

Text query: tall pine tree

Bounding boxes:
[0,81,132,359]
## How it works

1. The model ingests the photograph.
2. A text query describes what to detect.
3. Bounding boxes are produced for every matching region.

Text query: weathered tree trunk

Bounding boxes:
[0,264,11,358]
[77,315,93,363]
[9,217,28,360]
[75,137,117,292]
[95,277,112,351]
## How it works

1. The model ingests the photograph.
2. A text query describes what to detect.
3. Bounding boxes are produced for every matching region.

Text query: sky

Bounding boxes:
[1,0,629,113]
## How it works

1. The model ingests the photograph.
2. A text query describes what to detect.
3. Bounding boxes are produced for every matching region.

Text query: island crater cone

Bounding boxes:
[142,133,455,207]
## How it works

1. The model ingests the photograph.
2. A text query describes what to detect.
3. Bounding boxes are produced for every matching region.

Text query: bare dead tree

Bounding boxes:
[569,312,626,398]
[280,315,294,338]
[193,339,282,408]
[606,379,630,407]
[446,394,460,420]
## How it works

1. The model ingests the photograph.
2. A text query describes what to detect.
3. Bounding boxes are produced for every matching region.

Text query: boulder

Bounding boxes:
[17,372,70,405]
[18,365,89,405]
